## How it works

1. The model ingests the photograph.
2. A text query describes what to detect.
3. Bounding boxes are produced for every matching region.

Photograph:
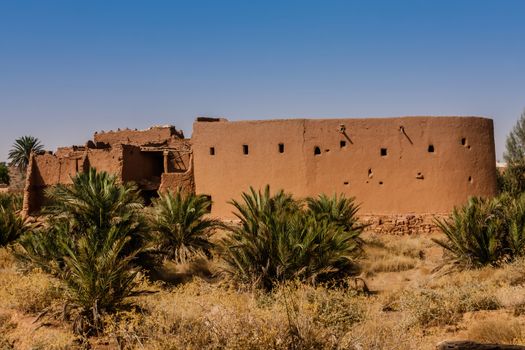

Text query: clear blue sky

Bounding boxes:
[1,0,524,162]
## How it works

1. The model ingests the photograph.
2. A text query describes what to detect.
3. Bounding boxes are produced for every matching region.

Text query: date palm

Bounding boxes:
[8,136,44,171]
[17,168,145,335]
[149,189,220,264]
[220,186,361,290]
[433,197,506,268]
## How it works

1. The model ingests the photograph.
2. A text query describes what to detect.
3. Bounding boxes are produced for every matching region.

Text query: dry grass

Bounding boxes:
[0,268,62,314]
[466,318,524,344]
[361,234,426,275]
[102,280,366,350]
[1,234,525,349]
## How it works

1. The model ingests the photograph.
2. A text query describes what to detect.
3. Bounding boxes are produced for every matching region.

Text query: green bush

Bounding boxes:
[0,193,23,212]
[0,205,28,247]
[220,186,363,290]
[16,169,145,335]
[433,197,505,268]
[434,194,525,268]
[306,193,365,244]
[149,189,220,263]
[0,193,27,247]
[0,163,9,185]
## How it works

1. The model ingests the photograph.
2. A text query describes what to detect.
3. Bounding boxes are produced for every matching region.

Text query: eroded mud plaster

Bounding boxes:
[23,117,498,226]
[192,116,497,219]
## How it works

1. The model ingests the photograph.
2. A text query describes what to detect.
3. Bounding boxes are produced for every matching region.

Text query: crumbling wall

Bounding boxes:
[121,145,163,185]
[361,214,444,235]
[192,116,498,219]
[23,146,125,215]
[93,126,184,146]
[159,156,195,194]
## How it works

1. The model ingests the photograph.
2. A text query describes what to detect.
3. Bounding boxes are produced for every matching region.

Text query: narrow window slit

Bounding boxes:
[278,143,284,153]
[380,148,387,156]
[243,144,249,155]
[209,147,215,156]
[428,145,435,153]
[340,140,346,148]
[314,146,321,155]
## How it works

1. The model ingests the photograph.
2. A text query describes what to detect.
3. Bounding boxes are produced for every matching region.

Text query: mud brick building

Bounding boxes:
[23,116,498,228]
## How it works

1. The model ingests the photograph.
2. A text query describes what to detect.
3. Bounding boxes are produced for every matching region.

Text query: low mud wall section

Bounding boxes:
[361,214,446,235]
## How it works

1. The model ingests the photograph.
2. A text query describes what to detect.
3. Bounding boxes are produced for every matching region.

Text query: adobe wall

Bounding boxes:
[192,117,498,219]
[93,126,184,146]
[23,125,194,215]
[23,147,125,214]
[158,158,195,194]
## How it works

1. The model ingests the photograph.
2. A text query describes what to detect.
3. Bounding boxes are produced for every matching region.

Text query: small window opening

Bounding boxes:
[380,148,387,156]
[428,145,435,153]
[343,181,349,185]
[325,149,330,153]
[379,181,384,185]
[314,146,321,155]
[243,144,249,155]
[461,138,466,146]
[340,140,346,148]
[368,168,373,178]
[467,145,471,150]
[468,176,473,183]
[278,143,285,153]
[209,147,215,155]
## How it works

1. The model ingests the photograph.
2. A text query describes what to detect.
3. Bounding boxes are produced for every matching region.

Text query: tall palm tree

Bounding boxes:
[8,136,44,171]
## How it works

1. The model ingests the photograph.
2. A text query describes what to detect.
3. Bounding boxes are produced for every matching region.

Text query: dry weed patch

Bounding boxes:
[362,235,426,274]
[0,268,62,314]
[102,279,366,350]
[466,317,524,344]
[397,283,500,328]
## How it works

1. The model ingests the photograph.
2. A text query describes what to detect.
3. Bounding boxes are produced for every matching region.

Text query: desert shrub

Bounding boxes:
[16,169,145,335]
[0,269,62,314]
[433,196,506,268]
[220,186,362,290]
[149,189,220,263]
[397,283,500,328]
[467,318,523,344]
[102,280,364,350]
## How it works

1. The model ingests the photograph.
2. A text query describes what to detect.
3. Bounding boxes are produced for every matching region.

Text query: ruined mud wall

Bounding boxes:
[159,160,195,194]
[23,147,125,214]
[192,117,498,219]
[121,145,164,185]
[93,126,184,146]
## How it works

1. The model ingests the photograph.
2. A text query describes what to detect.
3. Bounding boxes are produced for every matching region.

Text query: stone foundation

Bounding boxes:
[361,214,447,235]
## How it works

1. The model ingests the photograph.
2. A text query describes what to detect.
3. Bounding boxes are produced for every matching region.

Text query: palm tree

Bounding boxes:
[149,189,220,264]
[433,197,506,268]
[8,136,44,171]
[220,186,361,290]
[17,168,145,335]
[306,193,366,242]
